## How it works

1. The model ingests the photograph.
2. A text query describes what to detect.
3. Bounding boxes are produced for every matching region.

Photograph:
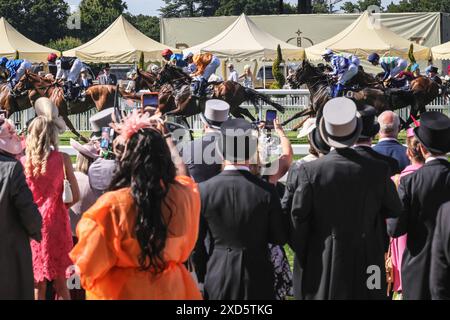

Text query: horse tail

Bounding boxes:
[243,87,285,113]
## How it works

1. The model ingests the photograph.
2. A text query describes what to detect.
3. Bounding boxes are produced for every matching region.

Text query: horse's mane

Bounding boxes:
[165,64,191,80]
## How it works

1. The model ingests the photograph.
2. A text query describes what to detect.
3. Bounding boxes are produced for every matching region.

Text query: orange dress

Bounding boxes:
[69,175,202,300]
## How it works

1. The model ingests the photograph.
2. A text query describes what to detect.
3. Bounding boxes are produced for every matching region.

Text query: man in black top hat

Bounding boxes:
[283,97,402,300]
[198,118,287,300]
[389,111,450,300]
[431,201,450,299]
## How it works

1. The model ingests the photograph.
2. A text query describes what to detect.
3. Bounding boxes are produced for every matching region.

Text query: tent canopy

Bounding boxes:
[0,17,58,62]
[64,15,178,63]
[431,41,450,60]
[185,14,304,61]
[305,11,431,61]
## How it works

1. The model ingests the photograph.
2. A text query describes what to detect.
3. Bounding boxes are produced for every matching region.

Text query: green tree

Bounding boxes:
[123,13,161,42]
[46,36,83,52]
[342,0,383,13]
[160,0,199,17]
[387,0,450,12]
[0,0,69,44]
[76,0,127,41]
[215,0,295,16]
[271,45,285,89]
[312,0,331,13]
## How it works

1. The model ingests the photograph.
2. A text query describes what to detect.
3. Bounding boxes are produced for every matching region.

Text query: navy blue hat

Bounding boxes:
[414,111,450,154]
[368,53,380,63]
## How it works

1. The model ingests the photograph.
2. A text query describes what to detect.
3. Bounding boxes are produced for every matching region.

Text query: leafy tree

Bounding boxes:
[76,0,127,41]
[342,0,383,13]
[46,36,83,53]
[215,0,295,16]
[0,0,69,44]
[123,13,161,42]
[271,45,285,89]
[160,0,199,17]
[312,0,331,13]
[386,0,450,13]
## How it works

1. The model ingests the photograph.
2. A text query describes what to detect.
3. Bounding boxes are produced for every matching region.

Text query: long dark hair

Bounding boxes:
[109,128,176,273]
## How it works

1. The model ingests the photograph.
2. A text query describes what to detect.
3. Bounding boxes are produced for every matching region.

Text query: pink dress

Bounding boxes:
[21,151,73,282]
[390,163,423,292]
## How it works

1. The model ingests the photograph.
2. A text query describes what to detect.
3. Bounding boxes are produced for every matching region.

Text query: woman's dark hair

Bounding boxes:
[109,128,176,273]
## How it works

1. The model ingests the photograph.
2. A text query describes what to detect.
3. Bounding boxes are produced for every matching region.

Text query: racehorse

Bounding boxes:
[151,64,285,121]
[0,82,34,118]
[13,71,119,141]
[282,60,434,130]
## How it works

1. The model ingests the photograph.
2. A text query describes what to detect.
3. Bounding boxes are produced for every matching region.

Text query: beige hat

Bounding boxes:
[297,117,316,138]
[34,97,66,134]
[319,97,363,149]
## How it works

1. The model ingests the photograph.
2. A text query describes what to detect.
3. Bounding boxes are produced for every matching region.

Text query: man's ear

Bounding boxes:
[419,143,429,158]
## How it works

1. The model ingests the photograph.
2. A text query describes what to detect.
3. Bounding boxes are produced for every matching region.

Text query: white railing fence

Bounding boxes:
[11,89,450,131]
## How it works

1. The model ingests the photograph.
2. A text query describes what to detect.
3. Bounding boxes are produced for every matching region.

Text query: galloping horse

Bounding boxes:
[13,71,119,141]
[283,60,435,130]
[0,83,34,118]
[151,64,285,120]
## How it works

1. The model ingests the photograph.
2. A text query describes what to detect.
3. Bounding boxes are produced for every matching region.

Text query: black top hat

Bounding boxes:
[414,111,450,154]
[358,105,380,139]
[104,63,111,70]
[309,127,330,155]
[219,118,257,162]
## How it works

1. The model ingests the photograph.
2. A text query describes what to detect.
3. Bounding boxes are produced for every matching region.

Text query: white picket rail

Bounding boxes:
[10,89,450,131]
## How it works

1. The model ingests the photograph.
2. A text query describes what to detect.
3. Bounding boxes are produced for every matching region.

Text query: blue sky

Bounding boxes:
[66,0,400,16]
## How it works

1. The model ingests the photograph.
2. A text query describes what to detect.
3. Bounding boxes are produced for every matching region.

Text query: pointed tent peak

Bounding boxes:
[305,10,430,61]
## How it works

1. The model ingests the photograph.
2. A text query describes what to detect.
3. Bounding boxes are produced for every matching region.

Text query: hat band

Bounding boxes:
[204,116,225,128]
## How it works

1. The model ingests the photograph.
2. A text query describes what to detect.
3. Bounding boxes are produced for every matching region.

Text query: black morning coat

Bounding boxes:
[198,169,288,300]
[282,148,402,300]
[431,201,450,300]
[389,158,450,300]
[0,154,42,300]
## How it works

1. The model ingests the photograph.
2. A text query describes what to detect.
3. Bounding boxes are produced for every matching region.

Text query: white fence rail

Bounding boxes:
[11,89,450,131]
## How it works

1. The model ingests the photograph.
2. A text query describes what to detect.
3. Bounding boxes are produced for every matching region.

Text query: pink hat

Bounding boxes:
[0,117,24,155]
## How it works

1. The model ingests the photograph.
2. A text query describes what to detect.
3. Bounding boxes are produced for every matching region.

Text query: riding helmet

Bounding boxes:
[0,57,8,67]
[47,53,58,63]
[162,49,173,59]
[367,53,380,63]
[322,49,334,58]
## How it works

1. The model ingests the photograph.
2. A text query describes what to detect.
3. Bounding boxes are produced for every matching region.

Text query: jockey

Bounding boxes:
[169,53,188,69]
[190,52,221,98]
[0,57,33,88]
[425,65,442,85]
[183,52,197,74]
[321,49,359,97]
[368,53,408,84]
[48,54,84,100]
[162,49,173,62]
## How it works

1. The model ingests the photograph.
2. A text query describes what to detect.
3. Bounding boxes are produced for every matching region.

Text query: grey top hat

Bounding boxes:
[89,108,114,133]
[200,99,230,129]
[218,118,258,162]
[319,97,363,149]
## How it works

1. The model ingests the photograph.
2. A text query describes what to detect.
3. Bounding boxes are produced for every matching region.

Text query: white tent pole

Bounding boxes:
[263,62,266,89]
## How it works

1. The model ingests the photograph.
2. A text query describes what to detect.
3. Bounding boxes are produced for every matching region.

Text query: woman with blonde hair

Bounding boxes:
[21,97,80,300]
[239,64,254,88]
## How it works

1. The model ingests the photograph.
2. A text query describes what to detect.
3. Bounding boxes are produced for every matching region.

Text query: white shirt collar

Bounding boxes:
[425,156,448,164]
[223,165,250,172]
[379,137,398,143]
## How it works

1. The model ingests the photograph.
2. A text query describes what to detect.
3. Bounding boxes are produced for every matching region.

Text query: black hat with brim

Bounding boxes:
[218,118,257,162]
[414,111,450,154]
[309,127,331,155]
[359,105,380,139]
